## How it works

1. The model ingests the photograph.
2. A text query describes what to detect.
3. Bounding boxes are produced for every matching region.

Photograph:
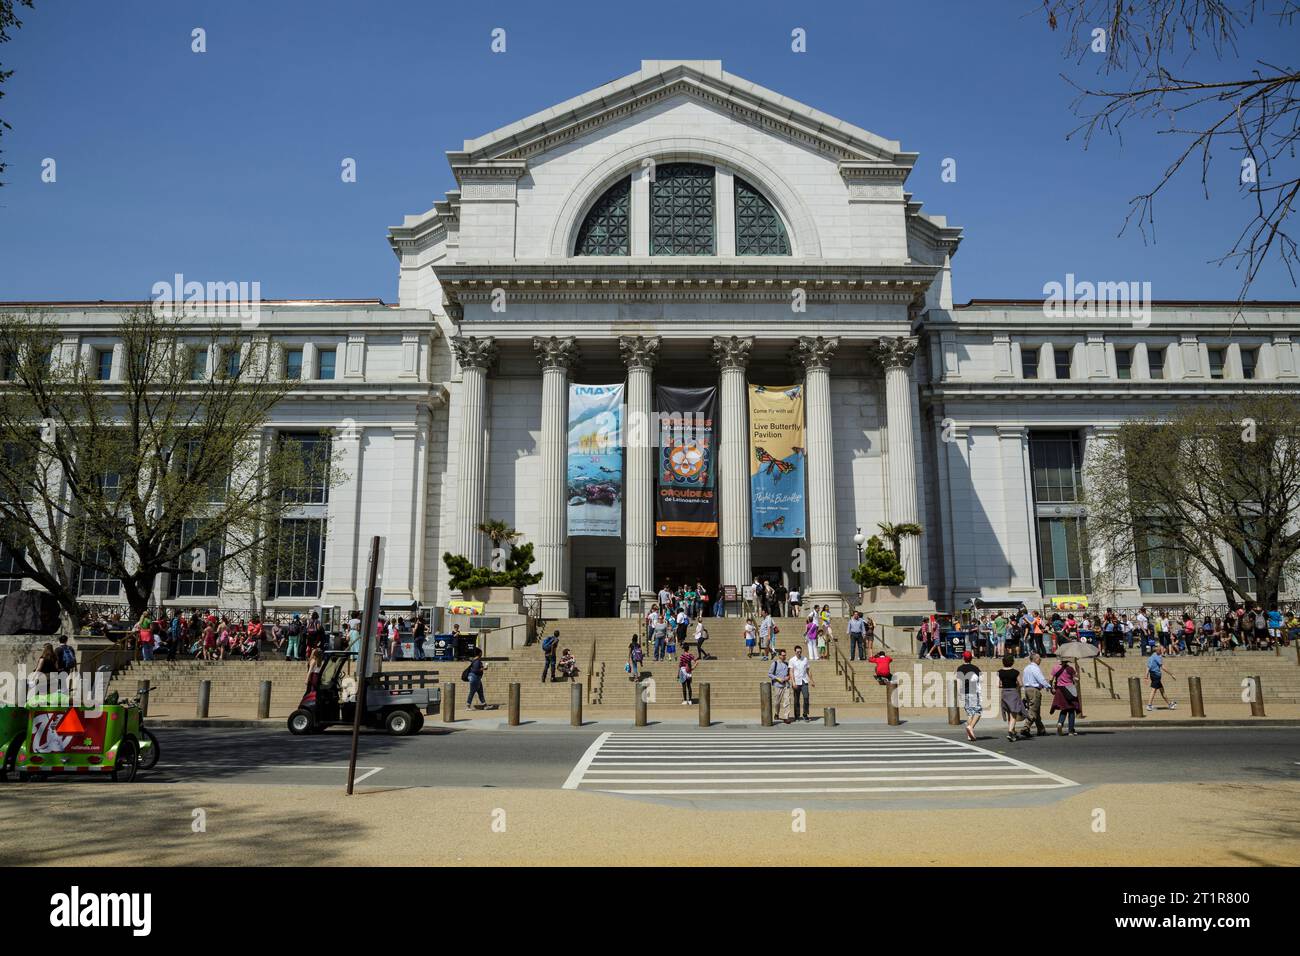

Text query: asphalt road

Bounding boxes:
[93,723,1300,805]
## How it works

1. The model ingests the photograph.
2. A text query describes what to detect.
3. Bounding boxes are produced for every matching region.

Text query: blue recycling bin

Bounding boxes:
[430,633,455,661]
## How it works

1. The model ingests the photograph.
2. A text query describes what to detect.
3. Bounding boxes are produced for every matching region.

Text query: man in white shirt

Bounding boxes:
[674,608,689,660]
[789,645,814,721]
[1021,653,1051,736]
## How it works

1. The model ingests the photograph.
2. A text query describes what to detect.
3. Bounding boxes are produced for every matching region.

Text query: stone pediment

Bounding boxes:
[447,60,915,174]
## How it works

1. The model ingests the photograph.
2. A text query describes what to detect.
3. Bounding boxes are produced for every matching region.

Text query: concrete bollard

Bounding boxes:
[196,679,211,719]
[947,675,961,725]
[257,680,271,720]
[442,681,456,723]
[760,681,773,727]
[570,681,582,727]
[1189,676,1205,717]
[635,680,648,727]
[885,682,900,726]
[136,679,150,718]
[1127,677,1145,718]
[508,682,521,726]
[699,683,710,728]
[1249,675,1266,717]
[823,706,837,727]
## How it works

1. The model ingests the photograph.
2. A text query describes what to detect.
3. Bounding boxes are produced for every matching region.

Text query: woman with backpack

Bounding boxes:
[464,650,488,709]
[678,649,695,705]
[627,635,644,681]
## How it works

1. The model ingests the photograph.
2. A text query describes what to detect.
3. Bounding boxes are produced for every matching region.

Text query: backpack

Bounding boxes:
[542,635,557,654]
[57,644,76,671]
[461,664,473,681]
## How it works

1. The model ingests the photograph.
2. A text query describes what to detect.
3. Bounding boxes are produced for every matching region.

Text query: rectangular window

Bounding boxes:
[176,437,228,503]
[1053,348,1072,380]
[1037,517,1091,595]
[77,542,121,597]
[1147,347,1164,379]
[1232,548,1258,596]
[0,541,24,595]
[1029,430,1084,503]
[1115,348,1133,380]
[1137,527,1184,594]
[278,432,331,504]
[0,346,16,381]
[224,348,241,378]
[190,348,208,381]
[1207,347,1226,379]
[1021,346,1039,379]
[95,349,113,381]
[1241,347,1259,380]
[268,517,326,599]
[169,518,223,598]
[285,348,304,380]
[317,348,337,380]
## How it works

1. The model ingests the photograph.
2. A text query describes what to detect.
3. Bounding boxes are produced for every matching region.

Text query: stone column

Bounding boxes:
[534,336,580,617]
[620,335,660,613]
[712,336,753,609]
[383,425,420,603]
[793,336,842,610]
[874,336,924,587]
[322,425,364,609]
[449,336,496,570]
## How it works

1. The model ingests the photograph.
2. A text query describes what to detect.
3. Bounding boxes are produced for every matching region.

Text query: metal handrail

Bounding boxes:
[1090,656,1120,699]
[585,640,597,702]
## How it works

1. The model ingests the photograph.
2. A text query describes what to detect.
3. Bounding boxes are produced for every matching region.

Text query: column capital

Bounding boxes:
[450,334,497,371]
[792,335,839,370]
[533,335,580,372]
[619,334,661,370]
[711,335,753,370]
[872,335,920,370]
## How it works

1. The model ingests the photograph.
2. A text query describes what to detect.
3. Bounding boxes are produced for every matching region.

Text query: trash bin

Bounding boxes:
[453,634,479,660]
[430,634,455,661]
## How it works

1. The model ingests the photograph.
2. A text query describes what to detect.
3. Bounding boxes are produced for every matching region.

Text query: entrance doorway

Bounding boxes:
[653,537,719,608]
[584,567,617,617]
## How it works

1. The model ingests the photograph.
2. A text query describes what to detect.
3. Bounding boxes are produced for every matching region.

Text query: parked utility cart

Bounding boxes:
[287,651,439,736]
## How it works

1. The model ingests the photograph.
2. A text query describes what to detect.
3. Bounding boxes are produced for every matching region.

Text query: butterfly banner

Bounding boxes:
[567,383,624,537]
[748,384,806,539]
[655,385,717,537]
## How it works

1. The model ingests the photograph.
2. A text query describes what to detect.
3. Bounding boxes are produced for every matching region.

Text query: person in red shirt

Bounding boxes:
[867,651,893,685]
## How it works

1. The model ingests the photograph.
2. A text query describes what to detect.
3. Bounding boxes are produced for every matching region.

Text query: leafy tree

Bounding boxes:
[851,535,906,589]
[443,542,543,591]
[0,306,338,630]
[476,518,520,549]
[876,521,923,562]
[1083,394,1300,609]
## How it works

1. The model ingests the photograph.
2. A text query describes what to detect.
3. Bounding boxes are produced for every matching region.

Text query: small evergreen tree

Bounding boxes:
[851,535,905,589]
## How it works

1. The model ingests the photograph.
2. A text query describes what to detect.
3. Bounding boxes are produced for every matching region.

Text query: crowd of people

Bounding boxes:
[918,603,1298,660]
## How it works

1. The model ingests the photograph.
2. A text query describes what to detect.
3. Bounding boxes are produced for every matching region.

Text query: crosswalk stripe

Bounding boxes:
[564,729,1078,795]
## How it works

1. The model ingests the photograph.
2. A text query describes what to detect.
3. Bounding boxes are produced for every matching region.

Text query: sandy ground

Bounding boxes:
[2,780,1296,866]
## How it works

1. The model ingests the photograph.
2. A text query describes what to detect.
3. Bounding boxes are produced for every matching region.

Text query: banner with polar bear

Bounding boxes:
[567,383,624,537]
[655,385,718,537]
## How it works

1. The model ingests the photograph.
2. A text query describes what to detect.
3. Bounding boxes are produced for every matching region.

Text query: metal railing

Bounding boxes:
[1090,656,1120,699]
[830,638,864,703]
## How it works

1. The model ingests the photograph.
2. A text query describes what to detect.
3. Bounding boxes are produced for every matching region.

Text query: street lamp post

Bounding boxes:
[852,527,865,610]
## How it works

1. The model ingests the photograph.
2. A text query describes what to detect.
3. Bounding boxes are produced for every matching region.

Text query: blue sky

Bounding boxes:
[0,0,1295,302]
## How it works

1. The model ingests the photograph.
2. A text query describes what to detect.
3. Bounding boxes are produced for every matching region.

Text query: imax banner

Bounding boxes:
[748,384,806,539]
[567,383,624,537]
[655,385,718,537]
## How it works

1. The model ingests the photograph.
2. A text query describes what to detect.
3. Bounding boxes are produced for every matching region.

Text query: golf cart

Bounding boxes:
[4,692,159,783]
[287,650,439,736]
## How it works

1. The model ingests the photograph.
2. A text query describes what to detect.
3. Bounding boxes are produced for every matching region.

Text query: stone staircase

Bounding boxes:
[102,619,1300,717]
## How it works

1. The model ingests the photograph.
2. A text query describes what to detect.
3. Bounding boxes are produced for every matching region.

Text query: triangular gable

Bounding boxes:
[448,60,914,169]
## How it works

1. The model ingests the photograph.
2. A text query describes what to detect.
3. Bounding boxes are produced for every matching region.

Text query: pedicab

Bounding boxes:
[0,701,28,782]
[8,691,159,783]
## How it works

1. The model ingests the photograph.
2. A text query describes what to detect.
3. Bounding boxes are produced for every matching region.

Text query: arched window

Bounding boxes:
[735,176,790,255]
[574,176,631,255]
[650,162,715,255]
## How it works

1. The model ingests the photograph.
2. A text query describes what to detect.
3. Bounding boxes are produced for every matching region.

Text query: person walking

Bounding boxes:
[692,617,712,659]
[846,611,866,660]
[1021,653,1050,736]
[464,649,488,709]
[768,648,793,724]
[678,648,695,705]
[744,616,757,658]
[804,612,820,661]
[1050,658,1082,735]
[627,635,643,681]
[789,644,814,721]
[998,654,1031,742]
[956,650,982,741]
[651,615,668,663]
[673,606,689,661]
[413,615,427,660]
[1145,646,1177,711]
[541,629,559,683]
[758,610,774,662]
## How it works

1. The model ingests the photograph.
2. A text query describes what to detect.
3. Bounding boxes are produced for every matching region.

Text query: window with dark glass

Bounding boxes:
[95,349,113,381]
[1022,346,1040,379]
[574,176,631,256]
[1037,517,1091,595]
[1241,347,1259,380]
[734,177,790,255]
[0,540,24,595]
[1054,347,1072,379]
[1115,348,1133,380]
[317,349,337,380]
[190,348,208,381]
[224,348,241,378]
[1030,431,1084,503]
[278,432,331,504]
[285,348,303,380]
[1147,347,1164,379]
[267,517,326,599]
[1137,524,1184,594]
[650,163,715,255]
[1207,347,1226,379]
[169,517,223,598]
